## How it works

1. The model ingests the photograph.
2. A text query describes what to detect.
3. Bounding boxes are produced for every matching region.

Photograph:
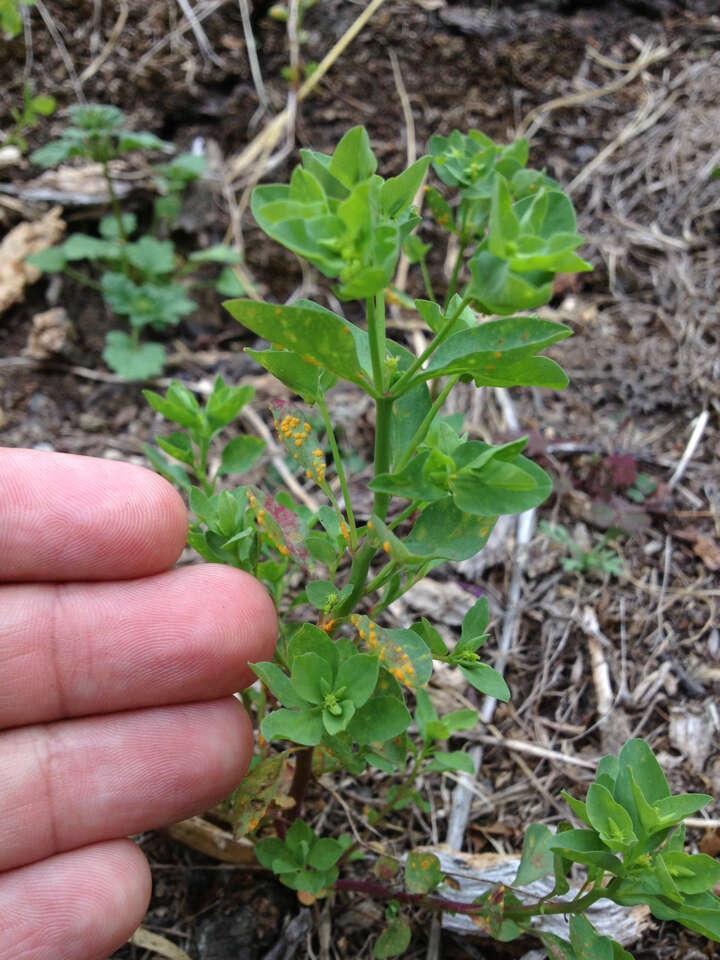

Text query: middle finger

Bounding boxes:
[0,697,251,873]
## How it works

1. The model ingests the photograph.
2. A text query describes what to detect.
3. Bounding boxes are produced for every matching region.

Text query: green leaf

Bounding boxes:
[217,435,265,475]
[189,244,243,265]
[305,580,336,610]
[662,852,720,895]
[405,851,443,894]
[548,829,626,877]
[63,234,120,260]
[251,661,307,709]
[206,379,254,434]
[254,836,293,872]
[451,455,552,516]
[26,246,67,272]
[288,623,339,673]
[569,915,614,960]
[374,918,411,958]
[291,651,332,705]
[537,932,577,960]
[126,237,175,275]
[381,156,431,216]
[488,174,519,253]
[615,739,669,807]
[444,709,478,732]
[459,662,510,701]
[215,266,246,297]
[585,783,637,850]
[308,837,345,871]
[225,299,371,392]
[348,696,411,745]
[142,444,191,492]
[655,793,712,826]
[410,619,447,657]
[247,347,337,403]
[422,316,572,390]
[328,125,377,188]
[102,331,165,379]
[459,597,489,650]
[262,707,323,745]
[31,139,76,167]
[561,791,591,827]
[405,497,496,561]
[424,185,455,231]
[99,213,137,239]
[390,383,433,468]
[336,654,379,709]
[426,751,475,774]
[155,431,195,468]
[143,381,202,431]
[117,130,174,154]
[466,250,554,316]
[515,823,555,884]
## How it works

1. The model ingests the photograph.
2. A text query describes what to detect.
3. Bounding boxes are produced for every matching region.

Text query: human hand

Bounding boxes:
[0,448,277,959]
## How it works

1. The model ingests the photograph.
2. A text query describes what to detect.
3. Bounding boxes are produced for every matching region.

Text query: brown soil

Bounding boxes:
[1,2,719,959]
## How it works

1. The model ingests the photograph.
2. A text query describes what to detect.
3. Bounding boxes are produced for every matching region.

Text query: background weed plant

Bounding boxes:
[144,127,720,957]
[3,83,55,152]
[26,104,243,379]
[539,521,625,578]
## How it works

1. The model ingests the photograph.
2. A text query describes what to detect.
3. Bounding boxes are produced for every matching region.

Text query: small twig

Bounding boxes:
[21,1,33,82]
[34,0,86,102]
[517,39,670,140]
[78,0,129,84]
[446,506,536,850]
[175,0,225,66]
[389,48,423,307]
[228,0,389,185]
[238,0,270,121]
[668,410,709,490]
[134,0,228,72]
[568,88,681,195]
[468,734,598,771]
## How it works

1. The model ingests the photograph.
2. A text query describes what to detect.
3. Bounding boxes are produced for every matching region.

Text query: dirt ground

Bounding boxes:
[1,1,719,958]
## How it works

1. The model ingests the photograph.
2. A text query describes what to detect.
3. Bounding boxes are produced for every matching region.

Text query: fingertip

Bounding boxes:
[182,565,278,688]
[0,839,152,960]
[0,449,188,581]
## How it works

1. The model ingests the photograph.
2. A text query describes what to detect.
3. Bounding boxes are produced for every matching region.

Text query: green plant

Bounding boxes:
[144,126,719,957]
[0,0,33,38]
[3,84,55,151]
[26,105,242,379]
[540,521,624,578]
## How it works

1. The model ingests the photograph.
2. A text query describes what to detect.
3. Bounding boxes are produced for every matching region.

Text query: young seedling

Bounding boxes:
[26,104,243,379]
[144,126,720,958]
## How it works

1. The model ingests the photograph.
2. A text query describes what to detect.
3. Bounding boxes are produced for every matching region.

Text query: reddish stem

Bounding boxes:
[288,746,313,820]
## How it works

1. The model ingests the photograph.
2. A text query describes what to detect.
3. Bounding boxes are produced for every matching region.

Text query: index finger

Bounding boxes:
[0,448,188,581]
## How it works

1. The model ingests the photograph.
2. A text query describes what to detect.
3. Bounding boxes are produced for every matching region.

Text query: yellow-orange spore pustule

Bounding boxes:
[349,614,418,688]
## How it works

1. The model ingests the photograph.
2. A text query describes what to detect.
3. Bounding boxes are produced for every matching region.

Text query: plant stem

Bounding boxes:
[388,502,418,531]
[391,296,470,397]
[420,257,436,303]
[336,293,394,618]
[63,267,102,291]
[366,294,385,395]
[102,160,128,244]
[444,239,467,308]
[394,375,459,473]
[318,395,357,548]
[288,745,313,821]
[363,559,398,596]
